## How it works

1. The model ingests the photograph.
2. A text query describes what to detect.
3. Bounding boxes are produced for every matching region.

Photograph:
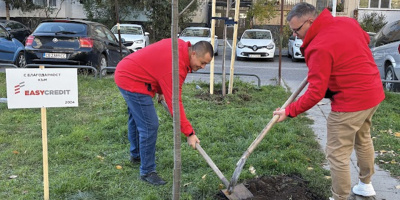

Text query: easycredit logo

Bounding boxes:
[14,82,25,94]
[24,90,71,96]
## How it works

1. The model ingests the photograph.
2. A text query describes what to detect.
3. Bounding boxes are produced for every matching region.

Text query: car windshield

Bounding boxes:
[112,26,142,35]
[35,22,86,34]
[242,31,272,39]
[181,28,209,37]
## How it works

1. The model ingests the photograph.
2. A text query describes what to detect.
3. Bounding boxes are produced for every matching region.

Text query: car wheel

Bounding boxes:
[235,54,242,61]
[287,49,292,58]
[384,65,399,91]
[98,54,108,77]
[291,49,297,62]
[15,52,26,68]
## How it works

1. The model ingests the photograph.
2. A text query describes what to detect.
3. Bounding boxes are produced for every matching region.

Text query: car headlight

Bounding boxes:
[266,43,274,49]
[133,40,144,44]
[237,41,244,48]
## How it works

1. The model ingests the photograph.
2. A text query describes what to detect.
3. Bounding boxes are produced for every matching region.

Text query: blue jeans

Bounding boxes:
[118,87,159,176]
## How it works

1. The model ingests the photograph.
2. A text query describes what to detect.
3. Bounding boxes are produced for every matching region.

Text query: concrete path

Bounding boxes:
[283,80,399,200]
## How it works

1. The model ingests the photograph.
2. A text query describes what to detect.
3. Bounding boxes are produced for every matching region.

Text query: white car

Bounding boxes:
[287,35,304,62]
[111,24,150,52]
[370,19,400,92]
[178,27,219,55]
[236,29,275,61]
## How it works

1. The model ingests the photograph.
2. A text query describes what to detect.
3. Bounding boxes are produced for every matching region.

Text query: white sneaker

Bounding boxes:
[352,179,376,196]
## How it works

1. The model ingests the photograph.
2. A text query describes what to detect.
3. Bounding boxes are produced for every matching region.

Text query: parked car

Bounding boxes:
[236,29,275,61]
[0,24,26,68]
[370,19,400,91]
[287,35,304,62]
[25,19,130,75]
[178,27,219,55]
[0,19,31,43]
[111,24,149,53]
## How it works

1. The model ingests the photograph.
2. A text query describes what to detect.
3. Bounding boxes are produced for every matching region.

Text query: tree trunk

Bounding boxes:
[5,2,10,20]
[171,0,181,199]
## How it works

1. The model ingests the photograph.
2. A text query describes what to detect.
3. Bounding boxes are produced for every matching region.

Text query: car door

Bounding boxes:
[101,26,124,67]
[141,25,150,46]
[371,24,391,78]
[0,26,17,63]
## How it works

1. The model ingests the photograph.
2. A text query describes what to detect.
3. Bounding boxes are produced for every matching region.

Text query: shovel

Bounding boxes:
[160,99,253,200]
[228,77,308,194]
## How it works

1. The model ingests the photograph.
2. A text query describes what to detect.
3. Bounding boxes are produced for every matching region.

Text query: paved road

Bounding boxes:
[185,43,308,89]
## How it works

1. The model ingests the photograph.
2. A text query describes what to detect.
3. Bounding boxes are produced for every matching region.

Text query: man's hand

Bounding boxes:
[187,135,200,149]
[157,94,165,103]
[273,108,287,122]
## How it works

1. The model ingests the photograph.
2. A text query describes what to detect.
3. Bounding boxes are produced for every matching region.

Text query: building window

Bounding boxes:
[359,0,400,9]
[49,0,56,7]
[316,0,345,12]
[33,0,47,6]
[393,0,400,8]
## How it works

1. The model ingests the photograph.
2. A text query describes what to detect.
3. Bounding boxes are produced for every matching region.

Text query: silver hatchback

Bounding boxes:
[370,20,400,92]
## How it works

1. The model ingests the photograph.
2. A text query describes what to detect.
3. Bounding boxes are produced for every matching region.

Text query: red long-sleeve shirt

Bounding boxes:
[286,9,385,117]
[114,39,195,136]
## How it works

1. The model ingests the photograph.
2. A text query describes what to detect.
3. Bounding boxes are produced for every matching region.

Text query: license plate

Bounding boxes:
[43,53,67,59]
[249,54,261,58]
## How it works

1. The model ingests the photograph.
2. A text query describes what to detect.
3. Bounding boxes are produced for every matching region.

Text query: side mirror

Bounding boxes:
[7,33,15,40]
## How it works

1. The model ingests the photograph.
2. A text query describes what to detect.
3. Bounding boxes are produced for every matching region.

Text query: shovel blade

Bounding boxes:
[221,184,253,200]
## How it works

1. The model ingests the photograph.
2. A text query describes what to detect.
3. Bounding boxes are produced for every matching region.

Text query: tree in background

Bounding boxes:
[3,0,71,29]
[246,0,277,29]
[81,0,141,28]
[3,0,41,20]
[359,12,387,33]
[81,0,198,42]
[143,0,198,42]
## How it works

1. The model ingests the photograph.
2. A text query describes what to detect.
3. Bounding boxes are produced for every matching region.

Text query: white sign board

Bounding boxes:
[6,68,78,109]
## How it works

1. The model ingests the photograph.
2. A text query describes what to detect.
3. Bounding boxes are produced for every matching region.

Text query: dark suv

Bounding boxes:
[25,19,130,75]
[370,20,400,91]
[0,20,32,43]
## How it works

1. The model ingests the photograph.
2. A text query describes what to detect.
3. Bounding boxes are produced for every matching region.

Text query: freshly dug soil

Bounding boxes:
[216,174,325,200]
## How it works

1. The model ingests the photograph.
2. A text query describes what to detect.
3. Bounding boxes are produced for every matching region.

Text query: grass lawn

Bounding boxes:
[0,74,398,199]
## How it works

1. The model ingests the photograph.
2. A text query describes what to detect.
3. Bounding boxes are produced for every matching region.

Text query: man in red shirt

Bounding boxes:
[115,39,213,185]
[273,3,385,200]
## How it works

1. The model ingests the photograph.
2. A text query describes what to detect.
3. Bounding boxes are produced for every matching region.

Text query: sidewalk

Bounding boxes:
[284,80,400,200]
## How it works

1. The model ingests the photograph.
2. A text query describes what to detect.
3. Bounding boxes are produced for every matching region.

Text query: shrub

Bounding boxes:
[359,12,387,33]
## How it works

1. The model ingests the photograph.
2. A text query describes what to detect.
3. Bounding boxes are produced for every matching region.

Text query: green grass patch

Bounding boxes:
[372,91,400,177]
[1,73,398,199]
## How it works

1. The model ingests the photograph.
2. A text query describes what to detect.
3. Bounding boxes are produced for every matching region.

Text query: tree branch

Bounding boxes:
[179,0,195,16]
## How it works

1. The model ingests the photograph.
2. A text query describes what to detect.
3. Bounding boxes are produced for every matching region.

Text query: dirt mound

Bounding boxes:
[216,174,325,200]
